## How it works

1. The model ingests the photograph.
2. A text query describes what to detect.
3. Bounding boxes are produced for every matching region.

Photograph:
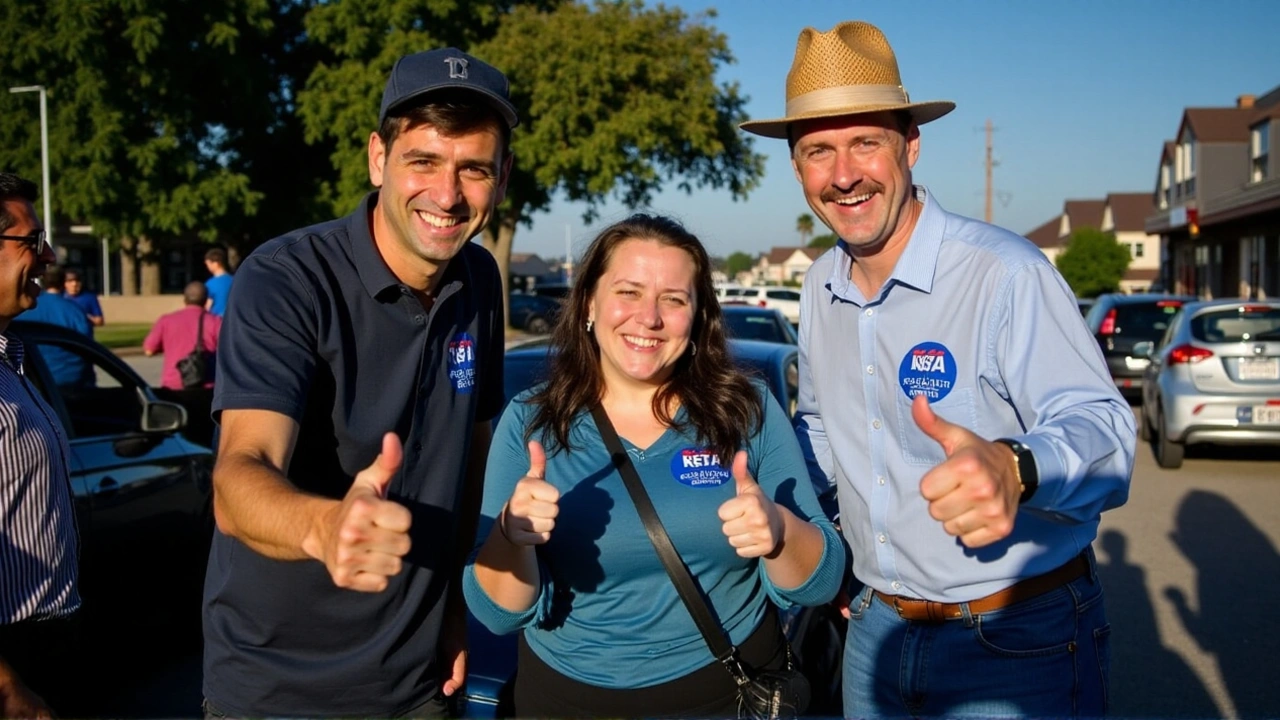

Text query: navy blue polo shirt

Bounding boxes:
[203,192,504,717]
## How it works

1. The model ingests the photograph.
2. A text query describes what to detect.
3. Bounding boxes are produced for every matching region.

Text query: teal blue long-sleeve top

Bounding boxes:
[463,382,844,689]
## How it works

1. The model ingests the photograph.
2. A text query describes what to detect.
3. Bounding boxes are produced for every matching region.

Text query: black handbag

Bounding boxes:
[589,406,811,720]
[176,311,209,389]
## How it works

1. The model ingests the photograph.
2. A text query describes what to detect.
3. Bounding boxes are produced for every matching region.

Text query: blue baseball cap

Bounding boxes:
[379,48,519,129]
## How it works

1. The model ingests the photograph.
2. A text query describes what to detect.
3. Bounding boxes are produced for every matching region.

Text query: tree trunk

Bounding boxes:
[119,237,138,296]
[138,235,161,295]
[481,205,522,330]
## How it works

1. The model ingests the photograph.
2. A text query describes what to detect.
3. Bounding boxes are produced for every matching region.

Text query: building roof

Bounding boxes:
[1180,107,1254,143]
[1064,200,1105,235]
[1025,217,1062,249]
[765,246,819,264]
[1105,193,1154,232]
[1124,268,1160,282]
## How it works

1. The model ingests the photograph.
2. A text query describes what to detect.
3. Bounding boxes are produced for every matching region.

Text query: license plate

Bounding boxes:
[1124,356,1149,370]
[1241,406,1280,424]
[1240,358,1280,381]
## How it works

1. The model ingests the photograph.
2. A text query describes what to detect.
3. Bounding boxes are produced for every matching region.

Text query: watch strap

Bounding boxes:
[994,438,1038,504]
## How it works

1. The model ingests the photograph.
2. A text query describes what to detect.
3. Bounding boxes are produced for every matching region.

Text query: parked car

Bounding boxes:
[721,305,798,345]
[7,321,214,647]
[463,337,845,718]
[527,283,571,300]
[508,293,562,334]
[1083,292,1197,398]
[722,285,802,325]
[1135,299,1280,469]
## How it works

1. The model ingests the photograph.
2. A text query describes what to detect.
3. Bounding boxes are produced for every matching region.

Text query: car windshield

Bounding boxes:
[1113,302,1184,340]
[1190,307,1280,343]
[723,312,795,344]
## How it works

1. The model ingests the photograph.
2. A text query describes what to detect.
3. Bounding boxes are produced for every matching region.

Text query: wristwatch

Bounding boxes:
[994,438,1038,504]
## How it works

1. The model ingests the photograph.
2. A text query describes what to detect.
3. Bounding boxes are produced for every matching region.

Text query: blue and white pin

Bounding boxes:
[898,341,956,402]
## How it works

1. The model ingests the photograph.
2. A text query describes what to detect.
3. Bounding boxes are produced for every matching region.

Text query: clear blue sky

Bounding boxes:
[513,0,1280,261]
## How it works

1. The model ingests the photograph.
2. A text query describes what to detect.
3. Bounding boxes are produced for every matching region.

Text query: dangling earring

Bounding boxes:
[691,343,697,357]
[586,319,594,333]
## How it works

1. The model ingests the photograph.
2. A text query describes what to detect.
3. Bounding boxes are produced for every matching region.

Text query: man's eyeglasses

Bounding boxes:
[0,229,48,253]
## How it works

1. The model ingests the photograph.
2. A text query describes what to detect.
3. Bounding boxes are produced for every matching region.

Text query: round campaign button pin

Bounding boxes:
[898,341,957,402]
[447,332,477,394]
[670,448,731,488]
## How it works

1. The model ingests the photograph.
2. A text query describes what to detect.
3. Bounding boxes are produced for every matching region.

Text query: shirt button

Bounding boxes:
[414,314,425,325]
[877,476,885,486]
[864,308,873,317]
[866,365,875,375]
[891,581,902,591]
[877,533,887,543]
[413,441,423,453]
[872,419,882,430]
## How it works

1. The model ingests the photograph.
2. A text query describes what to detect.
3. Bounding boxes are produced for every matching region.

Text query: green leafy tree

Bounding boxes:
[725,251,753,278]
[808,232,837,249]
[297,0,765,315]
[1055,228,1131,298]
[796,213,814,245]
[0,0,313,293]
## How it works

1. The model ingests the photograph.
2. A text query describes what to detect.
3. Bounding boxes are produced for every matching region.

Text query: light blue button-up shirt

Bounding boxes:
[794,187,1135,603]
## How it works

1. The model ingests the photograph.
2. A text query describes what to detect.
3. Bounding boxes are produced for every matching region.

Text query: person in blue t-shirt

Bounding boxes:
[202,247,233,316]
[62,267,104,328]
[20,266,93,388]
[464,214,844,718]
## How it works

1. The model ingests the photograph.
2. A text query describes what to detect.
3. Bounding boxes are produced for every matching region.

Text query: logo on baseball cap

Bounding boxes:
[379,48,519,129]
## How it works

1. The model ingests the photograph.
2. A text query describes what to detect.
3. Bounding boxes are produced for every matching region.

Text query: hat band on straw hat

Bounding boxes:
[787,85,909,117]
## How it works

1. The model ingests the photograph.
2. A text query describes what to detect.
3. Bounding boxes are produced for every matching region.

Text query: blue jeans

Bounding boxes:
[843,552,1111,718]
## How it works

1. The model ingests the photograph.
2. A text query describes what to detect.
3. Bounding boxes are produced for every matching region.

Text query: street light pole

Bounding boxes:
[9,85,52,248]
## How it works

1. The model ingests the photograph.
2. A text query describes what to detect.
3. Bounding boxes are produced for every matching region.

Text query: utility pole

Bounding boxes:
[984,118,994,224]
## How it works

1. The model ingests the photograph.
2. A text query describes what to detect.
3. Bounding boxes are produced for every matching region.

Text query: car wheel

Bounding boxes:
[527,316,551,335]
[1138,403,1152,442]
[1154,406,1184,469]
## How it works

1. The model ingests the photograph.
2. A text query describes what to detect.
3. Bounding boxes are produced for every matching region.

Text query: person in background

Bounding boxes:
[739,21,1135,718]
[143,281,221,448]
[19,266,93,389]
[202,247,233,317]
[0,172,83,718]
[202,47,515,718]
[465,213,844,718]
[63,267,104,327]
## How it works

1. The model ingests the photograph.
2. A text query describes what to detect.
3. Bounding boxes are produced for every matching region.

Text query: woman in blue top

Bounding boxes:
[464,214,844,718]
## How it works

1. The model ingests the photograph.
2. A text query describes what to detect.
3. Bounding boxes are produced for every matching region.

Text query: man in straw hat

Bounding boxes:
[742,21,1134,717]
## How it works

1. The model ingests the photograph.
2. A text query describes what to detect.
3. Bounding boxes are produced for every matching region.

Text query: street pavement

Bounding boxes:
[111,349,1280,719]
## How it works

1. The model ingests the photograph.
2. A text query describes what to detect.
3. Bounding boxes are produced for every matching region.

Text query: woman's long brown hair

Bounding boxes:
[525,213,762,461]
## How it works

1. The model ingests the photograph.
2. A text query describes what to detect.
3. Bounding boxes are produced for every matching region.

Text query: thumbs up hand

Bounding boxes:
[718,451,785,558]
[911,395,1022,548]
[500,441,560,546]
[306,432,414,592]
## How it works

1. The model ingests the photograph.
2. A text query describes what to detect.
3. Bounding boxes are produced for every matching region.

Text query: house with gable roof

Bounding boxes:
[752,246,826,285]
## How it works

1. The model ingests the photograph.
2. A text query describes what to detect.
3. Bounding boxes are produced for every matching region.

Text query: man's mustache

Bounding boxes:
[820,182,884,204]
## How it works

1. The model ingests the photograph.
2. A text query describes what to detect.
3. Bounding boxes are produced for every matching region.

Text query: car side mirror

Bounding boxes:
[1132,341,1154,358]
[142,400,188,433]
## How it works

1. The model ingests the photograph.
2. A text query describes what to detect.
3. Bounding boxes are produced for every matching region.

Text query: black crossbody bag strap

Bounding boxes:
[588,404,751,686]
[193,310,205,353]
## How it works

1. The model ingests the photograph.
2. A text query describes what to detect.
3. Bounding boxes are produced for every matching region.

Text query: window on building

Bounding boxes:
[1251,121,1270,183]
[1180,131,1197,195]
[1160,164,1171,209]
[1135,242,1145,258]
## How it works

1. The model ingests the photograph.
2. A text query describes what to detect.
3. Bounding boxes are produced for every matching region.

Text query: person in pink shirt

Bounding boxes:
[143,281,221,447]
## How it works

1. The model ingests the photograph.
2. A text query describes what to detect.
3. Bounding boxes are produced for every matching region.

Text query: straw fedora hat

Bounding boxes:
[740,21,955,139]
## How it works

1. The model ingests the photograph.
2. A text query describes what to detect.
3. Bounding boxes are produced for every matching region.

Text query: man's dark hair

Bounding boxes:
[183,280,208,306]
[0,172,38,234]
[204,247,228,267]
[42,266,66,292]
[377,89,512,161]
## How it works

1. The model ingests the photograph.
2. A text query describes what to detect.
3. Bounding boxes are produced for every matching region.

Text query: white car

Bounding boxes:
[722,286,802,325]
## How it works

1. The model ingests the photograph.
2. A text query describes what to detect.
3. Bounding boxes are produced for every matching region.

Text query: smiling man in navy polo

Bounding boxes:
[203,49,516,718]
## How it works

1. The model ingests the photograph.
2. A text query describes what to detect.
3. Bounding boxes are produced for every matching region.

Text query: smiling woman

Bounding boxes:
[464,213,844,718]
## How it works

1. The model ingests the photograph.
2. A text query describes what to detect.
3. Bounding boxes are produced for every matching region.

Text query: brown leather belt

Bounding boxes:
[873,552,1090,623]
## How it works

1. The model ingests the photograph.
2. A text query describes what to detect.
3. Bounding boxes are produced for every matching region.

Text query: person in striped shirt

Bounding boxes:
[0,172,81,718]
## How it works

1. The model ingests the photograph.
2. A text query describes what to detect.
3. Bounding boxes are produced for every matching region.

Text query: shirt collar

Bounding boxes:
[826,185,946,301]
[0,331,25,373]
[349,191,471,301]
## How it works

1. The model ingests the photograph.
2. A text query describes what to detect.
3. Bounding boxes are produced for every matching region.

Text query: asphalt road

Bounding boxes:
[112,353,1280,718]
